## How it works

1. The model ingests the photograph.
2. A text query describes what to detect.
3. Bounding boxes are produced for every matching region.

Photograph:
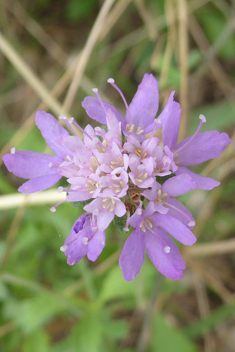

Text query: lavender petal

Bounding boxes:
[145,227,186,280]
[119,228,145,281]
[35,111,69,158]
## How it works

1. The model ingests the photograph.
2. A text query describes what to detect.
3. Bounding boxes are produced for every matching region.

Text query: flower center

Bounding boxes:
[126,123,144,135]
[155,189,168,203]
[102,197,116,212]
[140,217,153,232]
[85,179,99,194]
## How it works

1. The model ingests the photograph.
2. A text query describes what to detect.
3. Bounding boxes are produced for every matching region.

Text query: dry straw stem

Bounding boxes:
[0,190,65,210]
[186,238,235,257]
[178,0,188,142]
[0,0,121,164]
[193,274,215,352]
[0,56,80,164]
[0,204,26,270]
[135,0,157,41]
[99,0,132,40]
[0,32,67,117]
[187,259,233,303]
[188,154,235,238]
[195,15,235,80]
[158,0,174,89]
[7,1,67,66]
[188,13,235,100]
[62,0,115,112]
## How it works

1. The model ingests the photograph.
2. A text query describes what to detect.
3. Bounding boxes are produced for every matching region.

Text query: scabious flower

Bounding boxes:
[3,74,231,281]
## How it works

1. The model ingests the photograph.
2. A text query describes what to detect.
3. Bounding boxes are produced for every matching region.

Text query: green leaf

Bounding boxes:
[12,294,66,333]
[99,264,135,303]
[114,215,127,234]
[156,173,176,185]
[104,319,129,339]
[23,330,49,352]
[51,305,103,352]
[70,199,91,208]
[66,0,98,23]
[0,280,9,301]
[151,314,197,352]
[0,172,16,193]
[197,8,235,60]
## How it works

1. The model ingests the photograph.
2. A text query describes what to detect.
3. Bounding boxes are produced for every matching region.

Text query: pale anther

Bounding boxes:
[10,147,16,154]
[164,246,171,253]
[59,115,66,120]
[199,114,206,123]
[92,88,98,93]
[188,221,195,227]
[136,127,144,134]
[82,237,88,245]
[58,186,64,193]
[107,78,115,84]
[60,245,68,252]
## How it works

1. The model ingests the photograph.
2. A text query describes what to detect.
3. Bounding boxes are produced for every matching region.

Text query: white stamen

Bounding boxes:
[82,237,88,245]
[164,246,171,253]
[107,78,115,84]
[68,117,74,124]
[50,207,56,212]
[10,147,16,154]
[48,162,53,167]
[199,114,206,123]
[188,221,195,227]
[60,245,68,252]
[59,115,67,120]
[92,88,98,93]
[58,186,64,193]
[93,209,99,216]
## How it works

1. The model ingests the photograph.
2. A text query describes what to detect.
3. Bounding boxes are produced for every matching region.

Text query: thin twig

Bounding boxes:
[0,32,67,116]
[188,13,235,99]
[193,274,216,352]
[62,0,115,112]
[7,1,67,66]
[0,190,65,210]
[0,204,26,270]
[178,0,188,141]
[186,238,235,257]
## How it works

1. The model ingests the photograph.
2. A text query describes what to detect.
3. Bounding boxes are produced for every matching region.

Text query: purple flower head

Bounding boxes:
[2,74,231,282]
[60,213,105,265]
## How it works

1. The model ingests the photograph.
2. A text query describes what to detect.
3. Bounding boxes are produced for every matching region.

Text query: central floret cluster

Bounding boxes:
[3,74,231,281]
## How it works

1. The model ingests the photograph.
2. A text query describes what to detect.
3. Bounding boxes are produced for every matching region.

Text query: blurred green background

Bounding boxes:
[0,0,235,351]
